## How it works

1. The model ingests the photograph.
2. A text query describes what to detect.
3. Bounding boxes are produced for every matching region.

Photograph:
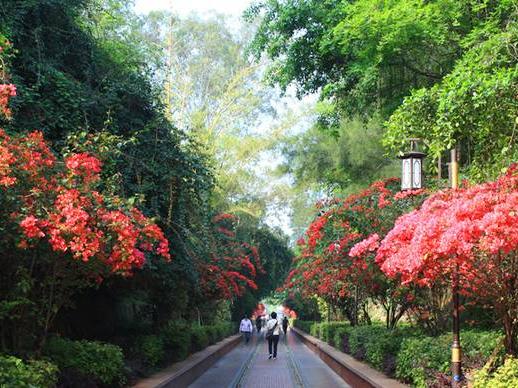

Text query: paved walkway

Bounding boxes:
[189,329,350,388]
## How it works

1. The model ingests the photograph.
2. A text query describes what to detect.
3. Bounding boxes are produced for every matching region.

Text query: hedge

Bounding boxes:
[44,336,125,386]
[134,334,166,368]
[161,322,191,361]
[134,322,237,370]
[0,355,58,388]
[295,321,507,387]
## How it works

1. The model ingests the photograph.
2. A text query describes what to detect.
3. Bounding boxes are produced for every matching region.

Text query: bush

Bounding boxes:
[332,326,350,351]
[310,322,320,337]
[319,322,349,344]
[396,330,502,388]
[293,320,315,334]
[44,336,124,386]
[213,323,227,342]
[188,323,235,354]
[0,355,58,388]
[134,335,165,367]
[191,327,209,351]
[294,320,349,344]
[205,325,218,345]
[474,356,518,387]
[161,322,191,362]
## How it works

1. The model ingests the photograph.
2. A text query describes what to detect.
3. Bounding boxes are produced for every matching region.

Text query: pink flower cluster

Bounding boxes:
[376,165,518,295]
[349,233,380,257]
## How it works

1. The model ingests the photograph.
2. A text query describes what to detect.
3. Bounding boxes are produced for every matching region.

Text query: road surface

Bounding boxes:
[189,329,350,388]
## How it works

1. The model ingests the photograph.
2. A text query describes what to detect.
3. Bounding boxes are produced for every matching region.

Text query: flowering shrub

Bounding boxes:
[0,130,170,275]
[377,165,518,353]
[475,356,518,388]
[0,127,171,350]
[285,179,427,327]
[0,83,15,118]
[199,213,262,299]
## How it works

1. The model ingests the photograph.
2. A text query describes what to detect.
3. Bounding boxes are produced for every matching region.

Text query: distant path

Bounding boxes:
[189,329,350,388]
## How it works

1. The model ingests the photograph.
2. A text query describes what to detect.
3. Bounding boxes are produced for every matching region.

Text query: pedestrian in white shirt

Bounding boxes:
[266,312,281,359]
[239,315,253,344]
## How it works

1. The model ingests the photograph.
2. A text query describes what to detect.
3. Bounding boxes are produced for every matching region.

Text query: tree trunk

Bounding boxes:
[502,312,517,355]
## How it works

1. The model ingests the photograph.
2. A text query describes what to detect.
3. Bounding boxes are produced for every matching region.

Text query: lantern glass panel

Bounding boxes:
[413,158,422,188]
[402,158,411,190]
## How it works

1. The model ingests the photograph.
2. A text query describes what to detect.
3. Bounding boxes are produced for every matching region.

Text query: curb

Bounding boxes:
[132,334,242,388]
[292,327,408,388]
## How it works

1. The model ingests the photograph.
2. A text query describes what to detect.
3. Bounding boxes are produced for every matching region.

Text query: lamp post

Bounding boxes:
[450,146,462,384]
[399,138,425,191]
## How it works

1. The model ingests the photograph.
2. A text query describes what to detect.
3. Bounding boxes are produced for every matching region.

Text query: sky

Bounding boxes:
[134,0,253,17]
[133,0,317,238]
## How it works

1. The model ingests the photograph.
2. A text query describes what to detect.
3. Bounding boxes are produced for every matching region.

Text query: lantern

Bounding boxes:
[399,139,425,190]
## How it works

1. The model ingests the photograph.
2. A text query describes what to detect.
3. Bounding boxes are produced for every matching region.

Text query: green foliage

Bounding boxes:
[134,335,165,368]
[0,0,292,364]
[190,327,210,351]
[249,0,518,199]
[296,321,503,384]
[212,323,235,343]
[333,326,349,350]
[396,330,503,387]
[318,322,350,344]
[347,325,422,374]
[0,355,58,388]
[310,323,320,338]
[384,4,518,181]
[293,320,315,334]
[44,336,125,385]
[161,322,192,362]
[204,325,218,345]
[475,356,518,388]
[247,0,474,116]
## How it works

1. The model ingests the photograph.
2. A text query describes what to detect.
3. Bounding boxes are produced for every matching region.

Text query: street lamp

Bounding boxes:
[399,138,426,190]
[450,146,462,384]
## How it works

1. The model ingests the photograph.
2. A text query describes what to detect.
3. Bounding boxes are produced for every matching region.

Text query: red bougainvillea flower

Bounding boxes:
[0,83,16,118]
[199,213,262,300]
[65,153,102,184]
[0,129,171,278]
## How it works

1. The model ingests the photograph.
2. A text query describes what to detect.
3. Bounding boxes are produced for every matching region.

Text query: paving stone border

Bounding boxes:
[132,334,242,388]
[291,327,409,388]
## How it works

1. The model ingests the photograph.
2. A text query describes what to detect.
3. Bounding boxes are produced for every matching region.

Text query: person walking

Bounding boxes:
[282,316,289,335]
[266,312,281,359]
[240,314,253,344]
[256,315,262,333]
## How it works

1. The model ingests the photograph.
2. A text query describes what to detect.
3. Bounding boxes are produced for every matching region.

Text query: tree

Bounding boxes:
[137,12,282,217]
[384,4,518,181]
[376,166,518,353]
[0,0,276,350]
[246,0,474,117]
[0,127,169,352]
[285,178,427,327]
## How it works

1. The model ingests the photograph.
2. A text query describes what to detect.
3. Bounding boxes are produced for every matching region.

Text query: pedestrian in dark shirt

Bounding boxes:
[256,315,262,333]
[282,316,289,335]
